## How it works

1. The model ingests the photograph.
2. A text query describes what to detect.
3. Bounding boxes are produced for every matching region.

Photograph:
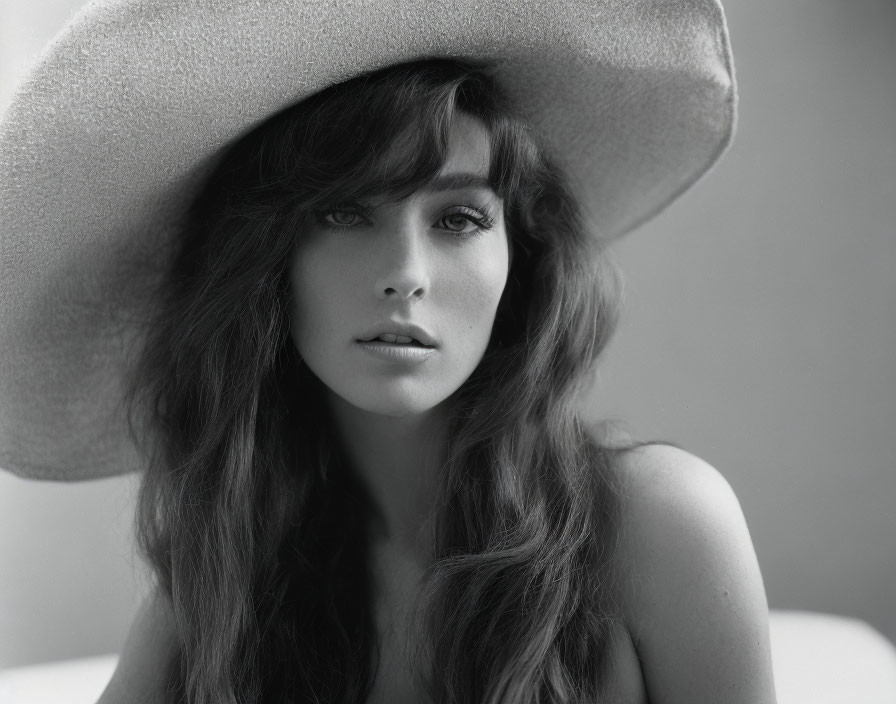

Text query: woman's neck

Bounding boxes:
[325,391,450,565]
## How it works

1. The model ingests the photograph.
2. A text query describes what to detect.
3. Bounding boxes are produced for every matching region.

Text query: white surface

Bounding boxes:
[0,653,117,704]
[1,611,895,703]
[770,610,896,704]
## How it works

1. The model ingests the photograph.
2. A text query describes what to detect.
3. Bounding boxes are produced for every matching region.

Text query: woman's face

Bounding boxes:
[289,114,511,418]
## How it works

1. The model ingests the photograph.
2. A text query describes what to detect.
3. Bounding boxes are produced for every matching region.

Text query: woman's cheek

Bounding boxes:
[447,245,509,352]
[469,238,510,313]
[289,249,342,353]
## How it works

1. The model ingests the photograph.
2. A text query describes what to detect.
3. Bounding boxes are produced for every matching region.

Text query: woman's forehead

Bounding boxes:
[365,113,496,201]
[438,114,492,178]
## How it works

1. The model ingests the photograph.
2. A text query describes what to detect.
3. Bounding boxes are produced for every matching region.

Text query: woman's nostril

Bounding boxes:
[382,285,425,299]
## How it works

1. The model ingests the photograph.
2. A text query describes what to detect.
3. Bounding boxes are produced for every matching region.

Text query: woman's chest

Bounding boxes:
[364,621,424,704]
[364,617,648,704]
[363,547,648,704]
[364,545,429,704]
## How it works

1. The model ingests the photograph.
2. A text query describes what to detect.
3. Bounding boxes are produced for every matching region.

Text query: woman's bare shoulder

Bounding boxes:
[583,422,740,515]
[601,441,778,704]
[96,585,179,704]
[609,442,740,523]
[599,441,753,598]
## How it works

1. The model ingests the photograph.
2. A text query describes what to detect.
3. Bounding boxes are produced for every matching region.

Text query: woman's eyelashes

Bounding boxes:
[437,207,495,237]
[322,208,366,228]
[317,203,496,238]
[314,201,371,229]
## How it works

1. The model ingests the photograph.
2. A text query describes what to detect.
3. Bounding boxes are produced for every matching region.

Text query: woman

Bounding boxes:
[0,1,775,703]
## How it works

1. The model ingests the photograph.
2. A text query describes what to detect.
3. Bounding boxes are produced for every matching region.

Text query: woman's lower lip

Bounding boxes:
[356,340,437,362]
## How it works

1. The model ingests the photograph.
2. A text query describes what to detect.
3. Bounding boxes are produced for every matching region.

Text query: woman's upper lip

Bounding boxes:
[357,321,438,347]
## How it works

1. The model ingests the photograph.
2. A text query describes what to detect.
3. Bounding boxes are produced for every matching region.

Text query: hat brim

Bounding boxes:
[0,0,735,480]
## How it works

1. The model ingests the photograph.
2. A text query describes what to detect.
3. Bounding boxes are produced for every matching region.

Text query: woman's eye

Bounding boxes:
[322,210,364,227]
[437,209,494,237]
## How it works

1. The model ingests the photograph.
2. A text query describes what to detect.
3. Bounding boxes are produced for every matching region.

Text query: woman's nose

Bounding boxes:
[374,220,430,301]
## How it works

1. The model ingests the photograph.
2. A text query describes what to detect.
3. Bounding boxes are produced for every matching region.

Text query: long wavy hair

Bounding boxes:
[127,58,626,703]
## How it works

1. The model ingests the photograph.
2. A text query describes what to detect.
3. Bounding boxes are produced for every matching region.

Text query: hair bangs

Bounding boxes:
[265,59,543,218]
[275,61,455,210]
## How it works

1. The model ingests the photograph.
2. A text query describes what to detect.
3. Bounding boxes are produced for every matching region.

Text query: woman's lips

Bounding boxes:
[356,340,438,362]
[356,322,438,347]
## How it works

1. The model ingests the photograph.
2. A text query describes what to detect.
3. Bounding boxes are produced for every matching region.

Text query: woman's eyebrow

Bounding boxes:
[421,173,495,193]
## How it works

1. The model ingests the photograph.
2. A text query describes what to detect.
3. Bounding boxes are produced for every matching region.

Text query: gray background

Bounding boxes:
[1,0,894,669]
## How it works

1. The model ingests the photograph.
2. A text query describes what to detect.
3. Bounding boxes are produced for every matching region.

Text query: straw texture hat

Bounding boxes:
[0,0,736,480]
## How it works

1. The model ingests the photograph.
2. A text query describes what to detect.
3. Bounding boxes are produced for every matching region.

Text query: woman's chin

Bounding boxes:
[327,382,456,421]
[353,394,444,419]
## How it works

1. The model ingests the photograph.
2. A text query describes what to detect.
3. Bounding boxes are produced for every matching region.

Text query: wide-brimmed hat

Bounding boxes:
[0,0,735,481]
